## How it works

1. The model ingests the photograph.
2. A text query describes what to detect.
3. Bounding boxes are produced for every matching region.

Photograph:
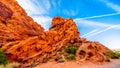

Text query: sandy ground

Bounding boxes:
[35,59,120,68]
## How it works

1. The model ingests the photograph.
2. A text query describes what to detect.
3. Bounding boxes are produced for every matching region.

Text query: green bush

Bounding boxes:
[0,49,8,65]
[64,44,78,61]
[66,54,75,60]
[65,45,78,54]
[104,51,120,59]
[55,43,78,62]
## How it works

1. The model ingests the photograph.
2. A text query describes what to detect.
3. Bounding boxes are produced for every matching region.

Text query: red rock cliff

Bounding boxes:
[0,0,111,67]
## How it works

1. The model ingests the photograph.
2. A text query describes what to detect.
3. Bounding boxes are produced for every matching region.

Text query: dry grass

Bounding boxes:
[0,62,20,68]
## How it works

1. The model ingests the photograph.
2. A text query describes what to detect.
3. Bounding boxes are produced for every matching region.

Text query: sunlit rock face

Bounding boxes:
[0,0,44,37]
[0,0,111,67]
[0,0,44,49]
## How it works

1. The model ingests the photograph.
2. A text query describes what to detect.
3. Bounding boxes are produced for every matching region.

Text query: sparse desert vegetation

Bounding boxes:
[104,50,120,62]
[64,44,78,61]
[0,49,20,68]
[54,43,78,62]
[0,62,20,68]
[0,48,8,65]
[108,51,120,59]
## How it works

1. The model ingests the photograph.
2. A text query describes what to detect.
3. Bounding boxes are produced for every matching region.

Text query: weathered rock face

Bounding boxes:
[76,38,110,63]
[0,0,111,67]
[0,0,44,38]
[0,0,44,49]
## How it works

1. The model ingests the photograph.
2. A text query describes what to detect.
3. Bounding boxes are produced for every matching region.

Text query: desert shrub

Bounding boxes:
[66,54,75,60]
[0,48,8,65]
[108,51,120,59]
[104,51,120,59]
[64,44,78,61]
[65,44,78,54]
[55,43,78,62]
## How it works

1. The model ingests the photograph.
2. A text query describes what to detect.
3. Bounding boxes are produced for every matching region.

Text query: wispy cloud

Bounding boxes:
[51,0,61,8]
[51,0,57,8]
[17,0,52,30]
[63,9,78,16]
[101,0,120,12]
[17,0,50,15]
[42,0,51,10]
[32,16,52,31]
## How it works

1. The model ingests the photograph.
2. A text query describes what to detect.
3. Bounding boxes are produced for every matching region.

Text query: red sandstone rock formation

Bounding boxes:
[0,0,111,67]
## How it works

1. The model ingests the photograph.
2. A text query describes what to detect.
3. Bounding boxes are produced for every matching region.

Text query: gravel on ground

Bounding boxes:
[35,59,120,68]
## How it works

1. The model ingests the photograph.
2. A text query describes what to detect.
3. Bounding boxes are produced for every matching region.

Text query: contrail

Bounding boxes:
[75,13,120,20]
[81,29,99,37]
[76,13,120,38]
[84,25,120,38]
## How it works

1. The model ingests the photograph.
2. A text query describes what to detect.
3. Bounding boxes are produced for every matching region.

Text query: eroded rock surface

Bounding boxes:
[0,0,111,67]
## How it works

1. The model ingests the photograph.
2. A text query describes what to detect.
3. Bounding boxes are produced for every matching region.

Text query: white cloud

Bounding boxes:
[63,9,78,16]
[17,0,52,31]
[32,16,52,31]
[41,0,51,10]
[101,0,120,12]
[17,0,50,15]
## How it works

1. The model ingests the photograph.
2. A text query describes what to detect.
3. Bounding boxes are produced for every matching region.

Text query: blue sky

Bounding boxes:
[17,0,120,49]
